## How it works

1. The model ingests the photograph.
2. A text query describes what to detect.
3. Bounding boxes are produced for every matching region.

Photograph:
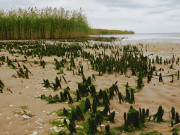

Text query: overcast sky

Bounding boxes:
[0,0,180,33]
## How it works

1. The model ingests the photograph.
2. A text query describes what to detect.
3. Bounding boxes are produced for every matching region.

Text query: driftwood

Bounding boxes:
[62,75,67,84]
[7,88,13,93]
[170,123,180,131]
[12,75,17,78]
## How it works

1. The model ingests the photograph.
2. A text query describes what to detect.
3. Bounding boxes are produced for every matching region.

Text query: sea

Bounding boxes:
[91,33,180,44]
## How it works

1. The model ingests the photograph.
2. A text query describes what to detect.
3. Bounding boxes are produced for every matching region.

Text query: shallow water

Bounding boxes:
[91,33,180,44]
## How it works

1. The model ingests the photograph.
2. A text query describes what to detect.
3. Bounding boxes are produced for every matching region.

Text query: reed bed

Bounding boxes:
[0,7,91,40]
[91,28,135,35]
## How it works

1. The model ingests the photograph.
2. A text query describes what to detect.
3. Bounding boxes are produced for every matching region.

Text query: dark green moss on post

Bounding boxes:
[127,106,139,128]
[153,106,164,122]
[105,125,110,134]
[175,112,179,124]
[85,97,91,112]
[0,80,5,93]
[171,107,175,120]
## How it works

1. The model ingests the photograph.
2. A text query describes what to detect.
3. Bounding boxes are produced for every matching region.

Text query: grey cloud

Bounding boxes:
[97,0,146,8]
[0,0,61,10]
[147,10,167,15]
[97,0,180,17]
[97,0,180,8]
[0,0,36,10]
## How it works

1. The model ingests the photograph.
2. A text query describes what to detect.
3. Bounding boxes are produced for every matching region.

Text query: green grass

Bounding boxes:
[140,131,162,135]
[90,28,135,35]
[20,106,28,109]
[134,88,142,93]
[78,121,89,134]
[111,123,148,135]
[69,90,77,96]
[94,74,103,76]
[78,100,86,112]
[56,36,118,42]
[14,110,33,117]
[171,127,180,134]
[47,111,56,116]
[49,120,65,127]
[56,109,65,117]
[50,132,67,135]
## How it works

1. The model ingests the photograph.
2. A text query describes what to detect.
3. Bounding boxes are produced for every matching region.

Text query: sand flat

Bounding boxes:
[0,41,180,135]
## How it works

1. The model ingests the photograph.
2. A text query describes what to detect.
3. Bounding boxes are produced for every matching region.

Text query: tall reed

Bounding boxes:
[0,7,91,40]
[90,29,135,35]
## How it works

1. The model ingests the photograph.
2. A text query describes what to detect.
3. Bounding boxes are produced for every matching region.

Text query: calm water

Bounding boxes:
[92,33,180,44]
